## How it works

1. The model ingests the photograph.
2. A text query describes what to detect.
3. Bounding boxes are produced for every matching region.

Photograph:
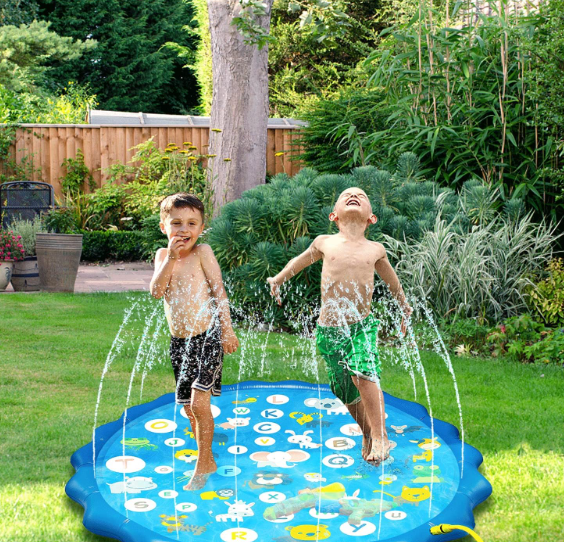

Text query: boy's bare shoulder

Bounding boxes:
[193,243,216,261]
[369,240,388,260]
[154,247,167,263]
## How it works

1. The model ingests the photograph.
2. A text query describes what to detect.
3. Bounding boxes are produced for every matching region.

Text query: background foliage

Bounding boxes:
[35,0,200,115]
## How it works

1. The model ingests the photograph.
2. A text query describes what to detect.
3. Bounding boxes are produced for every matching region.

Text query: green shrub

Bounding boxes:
[486,314,564,364]
[528,258,564,327]
[41,207,79,234]
[80,230,145,262]
[60,148,95,197]
[295,88,392,173]
[9,215,44,256]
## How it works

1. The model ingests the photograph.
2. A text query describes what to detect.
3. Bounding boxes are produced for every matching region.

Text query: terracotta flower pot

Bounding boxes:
[0,261,14,291]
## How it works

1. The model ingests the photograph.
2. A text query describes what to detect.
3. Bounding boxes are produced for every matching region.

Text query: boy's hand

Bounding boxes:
[222,329,239,355]
[400,305,413,336]
[267,277,281,306]
[167,236,184,260]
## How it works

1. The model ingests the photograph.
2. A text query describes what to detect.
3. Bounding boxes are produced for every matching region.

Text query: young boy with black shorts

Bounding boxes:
[150,193,239,490]
[268,187,412,465]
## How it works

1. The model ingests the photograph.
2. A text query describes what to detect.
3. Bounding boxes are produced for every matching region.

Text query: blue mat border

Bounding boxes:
[66,380,492,542]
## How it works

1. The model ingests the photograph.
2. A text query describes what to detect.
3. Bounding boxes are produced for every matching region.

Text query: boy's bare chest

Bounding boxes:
[322,244,378,279]
[167,258,208,293]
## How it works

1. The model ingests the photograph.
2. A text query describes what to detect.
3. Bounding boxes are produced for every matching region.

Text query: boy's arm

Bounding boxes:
[267,236,324,305]
[150,248,173,299]
[374,246,412,318]
[150,235,186,298]
[198,244,239,354]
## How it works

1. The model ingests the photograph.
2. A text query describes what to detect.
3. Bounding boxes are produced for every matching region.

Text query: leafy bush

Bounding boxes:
[208,155,528,328]
[41,207,79,234]
[81,230,145,262]
[528,259,564,327]
[60,148,95,197]
[9,215,44,256]
[486,314,564,364]
[295,88,392,173]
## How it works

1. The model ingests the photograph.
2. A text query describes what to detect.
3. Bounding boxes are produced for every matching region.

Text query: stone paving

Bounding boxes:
[3,262,154,294]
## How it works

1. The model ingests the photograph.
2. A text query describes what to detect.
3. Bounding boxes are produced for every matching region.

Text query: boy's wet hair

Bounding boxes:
[160,193,205,222]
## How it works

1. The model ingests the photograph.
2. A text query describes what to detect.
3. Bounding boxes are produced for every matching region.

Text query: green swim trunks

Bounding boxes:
[316,314,381,405]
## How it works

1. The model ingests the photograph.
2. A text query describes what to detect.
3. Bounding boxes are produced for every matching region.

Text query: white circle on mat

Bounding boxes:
[385,510,407,521]
[217,466,241,477]
[340,520,376,536]
[261,408,284,419]
[325,437,356,451]
[221,529,258,542]
[154,465,173,474]
[255,436,275,446]
[228,445,248,455]
[124,498,156,512]
[340,423,363,437]
[265,514,294,523]
[232,407,251,415]
[106,456,145,473]
[165,438,185,447]
[253,422,281,434]
[310,508,339,520]
[176,502,197,512]
[158,489,178,499]
[266,395,289,405]
[145,419,177,433]
[322,454,355,468]
[259,491,286,503]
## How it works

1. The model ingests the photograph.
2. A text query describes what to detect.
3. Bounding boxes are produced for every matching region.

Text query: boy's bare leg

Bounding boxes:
[352,376,394,465]
[345,401,372,460]
[183,389,217,490]
[183,404,198,442]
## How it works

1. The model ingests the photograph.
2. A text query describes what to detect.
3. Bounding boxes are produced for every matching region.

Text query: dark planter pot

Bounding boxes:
[11,256,40,292]
[36,233,83,292]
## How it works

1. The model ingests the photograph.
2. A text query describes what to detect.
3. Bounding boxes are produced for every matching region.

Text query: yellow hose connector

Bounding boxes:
[430,524,484,542]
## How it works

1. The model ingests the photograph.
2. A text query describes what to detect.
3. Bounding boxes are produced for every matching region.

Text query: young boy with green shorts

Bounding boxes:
[267,187,412,465]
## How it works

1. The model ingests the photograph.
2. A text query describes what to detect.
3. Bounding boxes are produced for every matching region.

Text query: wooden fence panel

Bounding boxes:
[2,125,305,195]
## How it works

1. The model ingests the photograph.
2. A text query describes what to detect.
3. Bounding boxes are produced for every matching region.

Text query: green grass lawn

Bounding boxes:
[1,292,563,542]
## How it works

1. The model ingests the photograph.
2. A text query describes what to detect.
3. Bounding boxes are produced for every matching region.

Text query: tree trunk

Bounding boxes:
[207,0,273,210]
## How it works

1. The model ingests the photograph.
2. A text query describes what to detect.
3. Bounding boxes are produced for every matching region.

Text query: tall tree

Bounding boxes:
[36,0,200,114]
[207,0,352,207]
[207,0,274,206]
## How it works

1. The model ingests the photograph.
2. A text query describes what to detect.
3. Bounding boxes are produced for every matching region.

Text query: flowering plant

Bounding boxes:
[0,230,26,261]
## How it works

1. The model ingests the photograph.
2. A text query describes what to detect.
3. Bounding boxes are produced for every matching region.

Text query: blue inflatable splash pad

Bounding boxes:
[66,381,491,542]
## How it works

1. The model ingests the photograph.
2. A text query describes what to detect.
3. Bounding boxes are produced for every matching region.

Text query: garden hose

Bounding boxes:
[430,524,484,542]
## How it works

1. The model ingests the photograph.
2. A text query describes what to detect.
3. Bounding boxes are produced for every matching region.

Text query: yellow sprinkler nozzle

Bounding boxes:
[430,524,484,542]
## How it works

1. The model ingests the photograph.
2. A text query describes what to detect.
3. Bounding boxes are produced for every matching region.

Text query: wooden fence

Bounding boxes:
[4,125,304,199]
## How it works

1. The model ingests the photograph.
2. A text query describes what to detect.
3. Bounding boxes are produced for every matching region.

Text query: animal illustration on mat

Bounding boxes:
[107,476,157,494]
[249,450,310,468]
[285,430,322,449]
[264,483,396,525]
[215,500,255,522]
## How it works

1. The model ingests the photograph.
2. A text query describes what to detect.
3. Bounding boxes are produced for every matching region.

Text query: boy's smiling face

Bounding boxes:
[330,187,377,229]
[160,206,205,253]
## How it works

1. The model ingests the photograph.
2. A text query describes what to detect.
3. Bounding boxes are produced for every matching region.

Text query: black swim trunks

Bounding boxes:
[170,321,223,404]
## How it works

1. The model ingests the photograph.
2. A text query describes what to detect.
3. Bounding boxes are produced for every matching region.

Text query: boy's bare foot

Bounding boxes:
[183,460,217,491]
[366,439,397,465]
[361,434,372,460]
